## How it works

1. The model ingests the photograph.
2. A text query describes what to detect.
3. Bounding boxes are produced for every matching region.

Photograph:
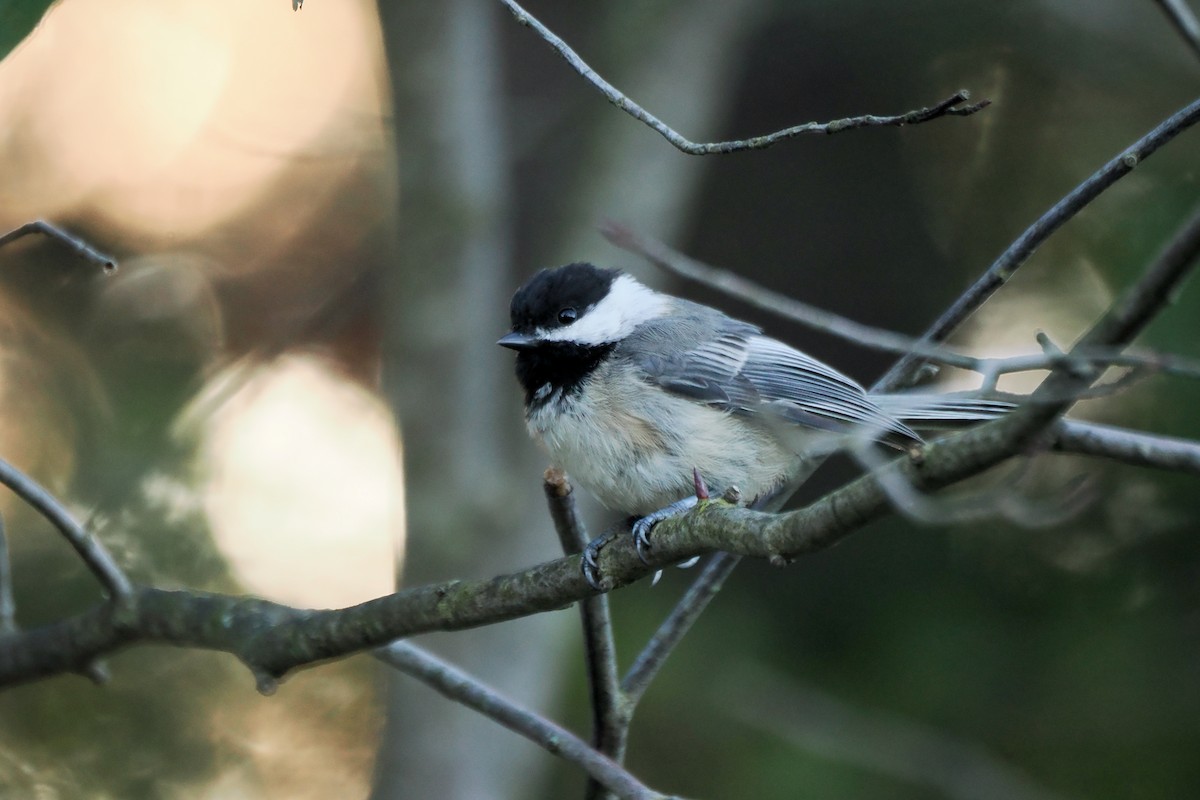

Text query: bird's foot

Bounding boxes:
[581,530,619,591]
[633,468,715,564]
[632,495,699,564]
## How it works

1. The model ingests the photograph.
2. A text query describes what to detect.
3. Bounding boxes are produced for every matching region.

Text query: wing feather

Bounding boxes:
[630,317,919,446]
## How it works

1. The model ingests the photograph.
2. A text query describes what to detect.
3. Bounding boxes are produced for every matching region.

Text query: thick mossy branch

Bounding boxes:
[0,406,1187,690]
[0,413,1031,690]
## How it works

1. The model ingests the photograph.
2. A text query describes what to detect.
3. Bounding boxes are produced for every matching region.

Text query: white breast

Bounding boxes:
[527,362,805,515]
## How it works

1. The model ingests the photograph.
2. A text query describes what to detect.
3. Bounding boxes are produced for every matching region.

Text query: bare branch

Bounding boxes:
[376,642,665,800]
[0,219,117,272]
[876,95,1200,391]
[497,0,987,156]
[0,458,133,600]
[849,438,1094,528]
[973,201,1200,474]
[605,223,1200,391]
[974,346,1200,392]
[618,484,780,726]
[1154,0,1200,61]
[0,408,1074,690]
[1084,204,1200,345]
[602,221,979,371]
[1053,419,1200,473]
[544,468,592,555]
[1,418,1195,691]
[0,508,110,685]
[0,514,14,636]
[621,552,740,705]
[543,471,627,798]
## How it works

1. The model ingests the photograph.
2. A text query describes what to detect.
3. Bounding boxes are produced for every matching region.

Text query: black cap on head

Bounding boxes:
[509,263,620,333]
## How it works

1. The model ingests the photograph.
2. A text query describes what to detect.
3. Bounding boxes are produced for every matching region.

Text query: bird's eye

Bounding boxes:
[557,307,578,325]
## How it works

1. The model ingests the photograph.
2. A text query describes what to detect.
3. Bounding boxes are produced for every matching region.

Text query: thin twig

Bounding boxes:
[0,458,133,600]
[1086,204,1200,345]
[604,222,1200,389]
[848,203,1200,539]
[848,436,1093,529]
[603,221,979,370]
[0,513,15,635]
[0,509,108,684]
[974,347,1200,391]
[989,202,1200,459]
[876,95,1200,391]
[620,484,774,713]
[543,471,627,799]
[545,468,592,555]
[621,551,741,705]
[376,642,665,800]
[1154,0,1200,61]
[1054,419,1200,473]
[581,609,626,800]
[0,220,117,272]
[497,0,987,155]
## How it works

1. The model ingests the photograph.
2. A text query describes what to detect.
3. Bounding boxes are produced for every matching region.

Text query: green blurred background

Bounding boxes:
[0,1,1197,798]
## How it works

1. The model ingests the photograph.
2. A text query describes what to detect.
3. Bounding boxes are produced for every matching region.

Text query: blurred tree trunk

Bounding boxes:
[373,2,557,799]
[372,1,764,797]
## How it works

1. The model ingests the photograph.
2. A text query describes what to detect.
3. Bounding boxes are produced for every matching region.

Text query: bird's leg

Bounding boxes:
[583,469,710,589]
[632,496,698,564]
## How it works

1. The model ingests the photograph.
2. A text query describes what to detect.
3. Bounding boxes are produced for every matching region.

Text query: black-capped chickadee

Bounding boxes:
[498,263,1008,572]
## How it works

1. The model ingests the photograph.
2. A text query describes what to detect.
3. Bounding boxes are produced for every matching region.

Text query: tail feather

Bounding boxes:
[872,392,1015,424]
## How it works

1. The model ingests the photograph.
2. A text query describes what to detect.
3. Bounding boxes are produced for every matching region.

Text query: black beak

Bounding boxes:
[497,331,539,351]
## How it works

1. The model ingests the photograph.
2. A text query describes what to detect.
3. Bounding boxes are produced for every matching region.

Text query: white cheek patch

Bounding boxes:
[540,275,671,345]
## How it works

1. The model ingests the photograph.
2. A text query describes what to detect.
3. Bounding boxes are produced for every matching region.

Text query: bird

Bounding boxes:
[498,262,1009,580]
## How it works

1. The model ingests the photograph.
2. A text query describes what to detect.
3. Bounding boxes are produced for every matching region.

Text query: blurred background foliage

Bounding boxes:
[0,0,1197,798]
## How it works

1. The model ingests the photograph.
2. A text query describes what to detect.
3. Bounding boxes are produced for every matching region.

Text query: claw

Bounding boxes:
[633,517,654,564]
[581,532,613,591]
[692,467,710,500]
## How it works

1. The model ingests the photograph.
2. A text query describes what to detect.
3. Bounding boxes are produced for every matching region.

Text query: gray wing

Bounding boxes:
[628,311,920,446]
